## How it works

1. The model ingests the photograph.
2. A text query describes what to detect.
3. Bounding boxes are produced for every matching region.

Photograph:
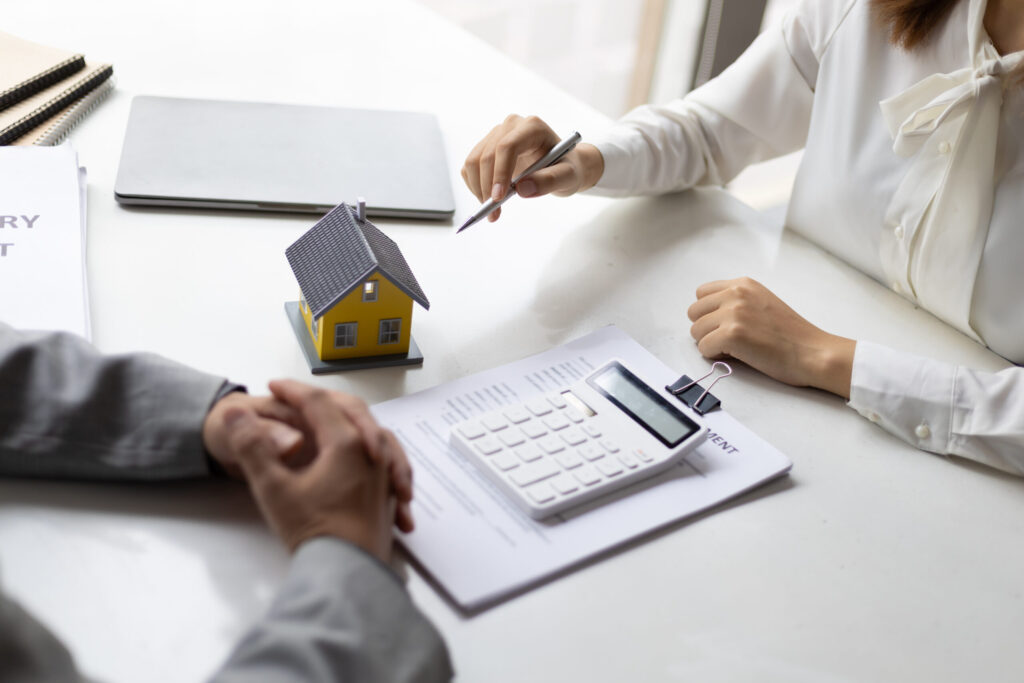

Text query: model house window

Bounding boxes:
[378,318,401,345]
[363,280,378,302]
[311,316,319,338]
[300,294,307,314]
[335,322,358,348]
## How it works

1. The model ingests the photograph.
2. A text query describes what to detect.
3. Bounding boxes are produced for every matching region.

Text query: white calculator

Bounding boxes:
[449,359,709,519]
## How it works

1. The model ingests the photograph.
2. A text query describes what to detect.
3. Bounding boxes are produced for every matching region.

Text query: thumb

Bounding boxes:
[515,161,578,198]
[223,408,303,481]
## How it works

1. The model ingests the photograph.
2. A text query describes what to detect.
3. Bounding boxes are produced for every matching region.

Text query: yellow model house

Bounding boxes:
[285,202,429,372]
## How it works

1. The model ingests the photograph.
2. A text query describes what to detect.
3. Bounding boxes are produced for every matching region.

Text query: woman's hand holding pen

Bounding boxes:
[461,114,604,223]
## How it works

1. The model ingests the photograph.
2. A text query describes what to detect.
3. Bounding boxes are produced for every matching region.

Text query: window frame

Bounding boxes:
[334,321,358,348]
[378,318,402,345]
[362,280,379,302]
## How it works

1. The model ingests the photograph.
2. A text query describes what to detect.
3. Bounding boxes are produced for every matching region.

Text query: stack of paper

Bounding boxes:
[372,326,792,610]
[0,144,90,338]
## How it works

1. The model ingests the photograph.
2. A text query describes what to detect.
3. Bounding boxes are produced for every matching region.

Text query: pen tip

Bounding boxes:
[456,220,471,233]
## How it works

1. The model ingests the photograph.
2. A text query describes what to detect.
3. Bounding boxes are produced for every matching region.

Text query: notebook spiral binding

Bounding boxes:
[0,54,85,110]
[34,77,115,146]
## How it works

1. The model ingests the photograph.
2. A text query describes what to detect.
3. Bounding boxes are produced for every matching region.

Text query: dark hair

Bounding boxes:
[871,0,960,49]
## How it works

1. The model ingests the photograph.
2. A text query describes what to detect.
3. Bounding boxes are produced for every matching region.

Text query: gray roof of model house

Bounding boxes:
[285,203,430,319]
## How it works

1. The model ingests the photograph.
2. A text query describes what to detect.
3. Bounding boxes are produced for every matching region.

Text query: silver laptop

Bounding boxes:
[114,96,455,219]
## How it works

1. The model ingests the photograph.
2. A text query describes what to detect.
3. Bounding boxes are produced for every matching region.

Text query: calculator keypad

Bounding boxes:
[451,391,660,518]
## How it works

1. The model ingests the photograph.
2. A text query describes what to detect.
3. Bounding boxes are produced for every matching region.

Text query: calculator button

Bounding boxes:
[481,414,509,432]
[577,443,604,461]
[560,428,587,446]
[457,421,487,440]
[503,407,532,424]
[597,460,624,477]
[573,466,602,486]
[618,453,639,469]
[546,393,568,409]
[475,437,503,455]
[491,453,519,471]
[555,451,583,469]
[514,443,544,463]
[537,435,565,454]
[600,439,620,453]
[634,448,654,463]
[563,407,585,423]
[543,414,570,431]
[526,482,556,504]
[582,423,602,438]
[526,399,553,416]
[509,460,560,487]
[499,430,526,447]
[550,474,579,495]
[520,422,548,439]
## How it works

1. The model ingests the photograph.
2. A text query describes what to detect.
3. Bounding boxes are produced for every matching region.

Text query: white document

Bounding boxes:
[373,326,792,610]
[0,144,90,339]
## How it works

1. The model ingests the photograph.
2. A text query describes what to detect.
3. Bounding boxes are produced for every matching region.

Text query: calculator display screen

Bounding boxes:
[587,362,699,448]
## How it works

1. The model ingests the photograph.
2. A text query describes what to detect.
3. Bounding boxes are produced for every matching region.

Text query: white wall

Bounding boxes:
[418,0,798,118]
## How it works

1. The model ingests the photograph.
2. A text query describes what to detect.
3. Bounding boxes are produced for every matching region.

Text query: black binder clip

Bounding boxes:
[665,361,732,415]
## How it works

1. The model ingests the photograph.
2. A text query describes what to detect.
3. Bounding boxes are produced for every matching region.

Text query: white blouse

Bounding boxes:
[587,0,1024,474]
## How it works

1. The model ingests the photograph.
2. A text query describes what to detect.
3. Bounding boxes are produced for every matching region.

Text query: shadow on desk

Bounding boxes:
[0,476,255,522]
[454,187,783,362]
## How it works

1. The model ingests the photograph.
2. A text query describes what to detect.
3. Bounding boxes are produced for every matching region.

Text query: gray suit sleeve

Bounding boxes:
[0,322,229,480]
[211,537,453,683]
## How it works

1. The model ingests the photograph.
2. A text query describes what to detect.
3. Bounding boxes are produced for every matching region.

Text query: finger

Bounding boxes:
[689,308,724,345]
[695,327,736,361]
[462,136,490,201]
[223,409,294,482]
[268,380,358,447]
[695,279,738,299]
[477,145,496,210]
[330,393,388,464]
[382,429,413,502]
[687,288,730,322]
[492,119,553,200]
[251,395,302,428]
[396,500,415,533]
[487,206,501,223]
[516,161,577,198]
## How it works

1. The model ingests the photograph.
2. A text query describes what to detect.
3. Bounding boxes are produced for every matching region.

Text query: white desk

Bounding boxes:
[3,2,1024,682]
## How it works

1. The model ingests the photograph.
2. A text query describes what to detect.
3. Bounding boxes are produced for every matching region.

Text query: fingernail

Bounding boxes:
[270,424,302,454]
[517,179,537,197]
[491,183,504,201]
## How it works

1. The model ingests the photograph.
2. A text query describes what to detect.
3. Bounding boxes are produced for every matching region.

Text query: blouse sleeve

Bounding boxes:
[587,0,856,197]
[848,342,1024,476]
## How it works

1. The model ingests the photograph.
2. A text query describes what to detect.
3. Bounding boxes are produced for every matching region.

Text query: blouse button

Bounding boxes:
[893,223,905,240]
[891,281,902,294]
[868,412,881,423]
[938,141,951,154]
[915,423,931,440]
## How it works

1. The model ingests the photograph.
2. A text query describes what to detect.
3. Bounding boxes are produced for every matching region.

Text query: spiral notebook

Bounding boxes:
[0,60,113,145]
[0,31,86,111]
[12,78,114,146]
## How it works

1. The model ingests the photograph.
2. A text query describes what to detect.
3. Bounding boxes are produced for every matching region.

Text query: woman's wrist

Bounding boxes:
[809,335,856,399]
[576,143,605,191]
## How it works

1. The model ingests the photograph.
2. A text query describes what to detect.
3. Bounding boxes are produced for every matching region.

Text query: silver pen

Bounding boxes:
[457,131,582,233]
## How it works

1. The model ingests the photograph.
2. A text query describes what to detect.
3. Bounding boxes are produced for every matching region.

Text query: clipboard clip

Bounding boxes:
[665,361,732,415]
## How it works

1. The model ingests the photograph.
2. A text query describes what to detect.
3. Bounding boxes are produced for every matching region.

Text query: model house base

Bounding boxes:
[285,302,423,373]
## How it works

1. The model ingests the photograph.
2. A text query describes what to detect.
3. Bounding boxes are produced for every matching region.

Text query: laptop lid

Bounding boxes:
[114,96,455,220]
